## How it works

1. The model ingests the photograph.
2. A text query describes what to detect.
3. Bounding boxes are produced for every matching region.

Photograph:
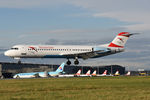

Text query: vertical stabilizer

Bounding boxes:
[102,70,107,76]
[75,69,81,76]
[56,62,65,73]
[126,71,131,76]
[108,32,131,48]
[92,70,97,76]
[86,70,91,75]
[115,71,120,76]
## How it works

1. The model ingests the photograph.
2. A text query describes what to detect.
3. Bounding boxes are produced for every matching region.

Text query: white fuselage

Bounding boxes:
[4,45,111,59]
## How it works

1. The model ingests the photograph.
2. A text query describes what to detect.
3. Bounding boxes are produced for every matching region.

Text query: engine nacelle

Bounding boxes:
[108,48,125,53]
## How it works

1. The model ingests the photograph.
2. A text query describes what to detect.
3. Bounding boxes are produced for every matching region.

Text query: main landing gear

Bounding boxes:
[74,59,79,65]
[66,59,71,65]
[66,57,79,65]
[18,60,21,64]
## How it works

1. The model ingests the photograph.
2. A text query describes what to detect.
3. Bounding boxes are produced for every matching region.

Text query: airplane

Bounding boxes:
[91,70,97,76]
[80,70,91,77]
[125,71,131,76]
[59,69,81,77]
[101,70,107,76]
[114,70,120,76]
[97,70,107,76]
[74,69,82,77]
[13,62,65,78]
[4,32,137,65]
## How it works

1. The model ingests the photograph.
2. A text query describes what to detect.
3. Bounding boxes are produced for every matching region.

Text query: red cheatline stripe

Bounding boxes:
[108,43,124,48]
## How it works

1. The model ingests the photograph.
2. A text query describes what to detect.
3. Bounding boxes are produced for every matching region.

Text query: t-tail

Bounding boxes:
[108,32,134,48]
[75,69,81,76]
[115,70,120,76]
[92,70,97,76]
[55,62,65,73]
[102,70,107,76]
[126,71,131,76]
[86,70,91,76]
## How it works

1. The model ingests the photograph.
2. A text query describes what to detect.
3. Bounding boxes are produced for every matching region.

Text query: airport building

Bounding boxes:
[0,62,125,78]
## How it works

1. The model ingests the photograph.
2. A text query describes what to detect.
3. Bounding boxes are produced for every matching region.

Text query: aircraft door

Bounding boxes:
[20,46,27,57]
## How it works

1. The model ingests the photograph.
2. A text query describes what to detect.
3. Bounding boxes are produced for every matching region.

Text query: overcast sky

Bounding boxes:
[0,0,150,70]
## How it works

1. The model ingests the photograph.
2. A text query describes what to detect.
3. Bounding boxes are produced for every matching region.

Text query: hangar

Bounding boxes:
[0,62,125,78]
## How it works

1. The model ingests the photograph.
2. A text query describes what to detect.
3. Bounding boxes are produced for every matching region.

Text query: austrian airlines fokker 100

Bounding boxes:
[4,32,136,65]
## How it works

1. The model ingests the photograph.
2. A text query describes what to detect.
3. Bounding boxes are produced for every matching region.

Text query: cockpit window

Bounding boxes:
[11,48,19,50]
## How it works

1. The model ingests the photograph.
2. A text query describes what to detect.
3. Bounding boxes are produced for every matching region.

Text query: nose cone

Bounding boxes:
[4,50,11,56]
[4,51,8,56]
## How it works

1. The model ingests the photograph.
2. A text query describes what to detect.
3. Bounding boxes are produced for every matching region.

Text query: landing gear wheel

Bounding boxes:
[67,60,71,65]
[18,60,21,64]
[74,60,79,65]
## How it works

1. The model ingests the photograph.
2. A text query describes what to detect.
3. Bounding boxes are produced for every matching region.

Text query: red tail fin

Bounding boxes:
[108,32,131,48]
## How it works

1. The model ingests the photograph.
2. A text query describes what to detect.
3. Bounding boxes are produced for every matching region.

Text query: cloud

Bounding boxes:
[27,28,124,41]
[0,0,66,8]
[66,0,150,31]
[0,47,7,54]
[1,0,149,31]
[66,0,150,12]
[0,0,149,70]
[29,27,125,36]
[124,24,150,31]
[93,12,150,31]
[45,38,110,45]
[30,29,99,34]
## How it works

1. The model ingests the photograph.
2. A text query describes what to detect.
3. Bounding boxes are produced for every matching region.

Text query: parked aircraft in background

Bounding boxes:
[91,70,97,76]
[97,70,107,76]
[59,69,81,77]
[74,69,82,77]
[101,70,107,76]
[80,70,91,77]
[114,71,120,76]
[13,62,65,78]
[4,32,137,65]
[125,71,131,76]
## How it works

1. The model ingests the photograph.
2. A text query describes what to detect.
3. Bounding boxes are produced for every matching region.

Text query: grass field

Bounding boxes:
[0,76,150,100]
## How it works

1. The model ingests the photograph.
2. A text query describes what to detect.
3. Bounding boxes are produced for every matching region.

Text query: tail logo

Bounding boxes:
[108,32,131,48]
[59,66,62,70]
[118,37,124,43]
[29,46,38,52]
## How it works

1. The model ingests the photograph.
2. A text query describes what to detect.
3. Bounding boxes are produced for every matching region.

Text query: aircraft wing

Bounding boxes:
[61,47,111,59]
